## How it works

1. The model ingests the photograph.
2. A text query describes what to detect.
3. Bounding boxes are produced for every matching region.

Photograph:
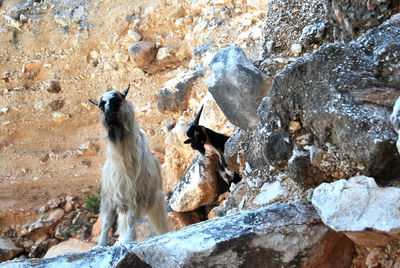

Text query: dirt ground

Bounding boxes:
[0,0,265,231]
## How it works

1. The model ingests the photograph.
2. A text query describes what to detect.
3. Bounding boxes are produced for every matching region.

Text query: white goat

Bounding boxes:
[89,85,169,246]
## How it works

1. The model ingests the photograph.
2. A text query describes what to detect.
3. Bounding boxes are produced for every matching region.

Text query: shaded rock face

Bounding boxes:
[259,17,400,185]
[207,46,271,130]
[324,0,399,43]
[3,201,354,268]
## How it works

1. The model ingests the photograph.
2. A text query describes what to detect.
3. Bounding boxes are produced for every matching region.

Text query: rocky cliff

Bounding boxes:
[1,0,400,267]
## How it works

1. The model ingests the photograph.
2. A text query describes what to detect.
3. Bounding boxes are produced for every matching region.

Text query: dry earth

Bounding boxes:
[0,0,266,232]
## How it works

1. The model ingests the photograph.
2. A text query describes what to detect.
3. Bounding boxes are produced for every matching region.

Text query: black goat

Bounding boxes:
[184,105,241,193]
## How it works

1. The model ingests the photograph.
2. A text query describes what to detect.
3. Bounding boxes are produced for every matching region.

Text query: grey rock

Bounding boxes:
[28,209,65,233]
[193,42,216,58]
[390,96,400,133]
[324,0,395,43]
[157,67,204,113]
[288,149,310,182]
[390,97,400,154]
[1,245,147,268]
[263,0,331,57]
[259,17,400,184]
[312,175,400,233]
[2,201,354,268]
[128,41,157,71]
[263,131,293,161]
[207,46,271,130]
[299,21,328,46]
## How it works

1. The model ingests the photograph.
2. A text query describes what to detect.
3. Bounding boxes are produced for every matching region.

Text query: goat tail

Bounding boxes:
[115,212,127,245]
[148,190,170,235]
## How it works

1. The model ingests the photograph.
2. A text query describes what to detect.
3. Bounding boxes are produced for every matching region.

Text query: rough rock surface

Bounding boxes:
[128,41,157,72]
[2,201,354,268]
[258,17,400,185]
[169,154,219,212]
[207,46,271,130]
[324,0,397,43]
[312,175,400,233]
[0,238,23,262]
[262,0,331,58]
[391,96,400,154]
[157,67,204,113]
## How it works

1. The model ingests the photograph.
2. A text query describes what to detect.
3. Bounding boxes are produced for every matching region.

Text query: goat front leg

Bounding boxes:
[98,210,115,246]
[124,209,140,244]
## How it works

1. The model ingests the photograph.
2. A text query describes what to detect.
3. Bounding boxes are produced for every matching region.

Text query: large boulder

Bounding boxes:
[169,153,219,212]
[312,176,400,233]
[2,201,355,267]
[258,16,400,185]
[207,46,271,130]
[312,175,400,260]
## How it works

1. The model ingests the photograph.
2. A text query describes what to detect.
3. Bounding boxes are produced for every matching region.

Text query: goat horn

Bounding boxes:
[191,105,204,126]
[122,84,130,98]
[89,99,99,106]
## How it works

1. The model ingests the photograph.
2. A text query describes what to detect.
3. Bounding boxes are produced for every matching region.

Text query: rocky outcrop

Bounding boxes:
[259,0,333,78]
[207,46,271,130]
[255,16,400,186]
[2,201,354,268]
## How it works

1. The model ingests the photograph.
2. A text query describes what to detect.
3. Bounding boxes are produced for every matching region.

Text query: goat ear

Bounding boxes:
[184,139,192,144]
[121,84,130,99]
[89,99,99,106]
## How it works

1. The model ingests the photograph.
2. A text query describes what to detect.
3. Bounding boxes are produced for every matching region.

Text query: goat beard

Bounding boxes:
[103,117,125,143]
[107,124,124,143]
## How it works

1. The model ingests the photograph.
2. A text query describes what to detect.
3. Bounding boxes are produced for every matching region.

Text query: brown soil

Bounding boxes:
[0,0,265,232]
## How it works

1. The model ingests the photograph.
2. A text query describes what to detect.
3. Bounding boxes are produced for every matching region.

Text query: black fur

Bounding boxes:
[185,105,242,192]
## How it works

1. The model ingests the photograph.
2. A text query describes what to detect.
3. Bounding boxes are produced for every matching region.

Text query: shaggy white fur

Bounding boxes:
[91,87,169,246]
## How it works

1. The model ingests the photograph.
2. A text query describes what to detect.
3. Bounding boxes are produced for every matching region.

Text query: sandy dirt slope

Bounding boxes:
[0,0,265,231]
